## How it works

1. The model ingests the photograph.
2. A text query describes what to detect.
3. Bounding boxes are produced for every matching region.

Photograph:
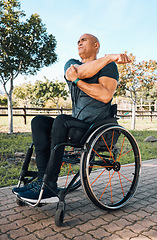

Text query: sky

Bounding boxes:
[2,0,157,90]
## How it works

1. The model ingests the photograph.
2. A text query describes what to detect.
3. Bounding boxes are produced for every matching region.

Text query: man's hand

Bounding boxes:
[66,64,78,81]
[106,54,132,64]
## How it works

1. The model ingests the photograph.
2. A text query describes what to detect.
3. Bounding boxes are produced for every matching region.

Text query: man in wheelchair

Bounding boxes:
[13,33,131,203]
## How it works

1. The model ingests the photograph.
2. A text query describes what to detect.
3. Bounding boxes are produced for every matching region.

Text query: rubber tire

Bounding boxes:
[16,197,26,206]
[55,209,65,227]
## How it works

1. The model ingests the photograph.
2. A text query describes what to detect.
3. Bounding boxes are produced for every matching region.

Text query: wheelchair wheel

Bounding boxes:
[55,209,65,227]
[80,125,141,210]
[16,196,26,206]
[57,147,81,192]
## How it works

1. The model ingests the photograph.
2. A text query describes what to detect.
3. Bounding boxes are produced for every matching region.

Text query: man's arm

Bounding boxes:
[77,77,117,103]
[66,54,131,80]
[66,64,117,104]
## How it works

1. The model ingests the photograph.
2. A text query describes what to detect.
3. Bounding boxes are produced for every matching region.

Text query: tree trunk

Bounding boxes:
[131,100,136,130]
[3,77,14,134]
[7,92,13,133]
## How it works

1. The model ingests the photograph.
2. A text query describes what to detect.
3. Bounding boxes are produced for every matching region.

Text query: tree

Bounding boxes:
[13,81,33,107]
[0,95,7,106]
[144,82,157,102]
[0,0,57,133]
[13,79,69,108]
[29,78,69,108]
[116,53,157,129]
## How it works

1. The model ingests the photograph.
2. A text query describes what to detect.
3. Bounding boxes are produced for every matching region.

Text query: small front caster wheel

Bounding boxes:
[16,197,26,206]
[55,209,65,227]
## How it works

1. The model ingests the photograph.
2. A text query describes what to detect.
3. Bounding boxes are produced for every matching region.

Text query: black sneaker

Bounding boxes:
[18,182,58,203]
[12,179,42,195]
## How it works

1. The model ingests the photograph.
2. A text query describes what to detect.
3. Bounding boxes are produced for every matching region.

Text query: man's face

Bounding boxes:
[77,34,98,59]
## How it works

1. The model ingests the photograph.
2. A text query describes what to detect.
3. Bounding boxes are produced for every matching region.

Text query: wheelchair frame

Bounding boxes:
[15,118,141,227]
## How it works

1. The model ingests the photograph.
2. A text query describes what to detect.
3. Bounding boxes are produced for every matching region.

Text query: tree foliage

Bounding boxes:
[116,53,157,98]
[0,0,57,132]
[0,95,7,106]
[13,82,33,106]
[144,82,157,102]
[31,78,69,108]
[115,52,157,129]
[13,79,69,108]
[0,0,57,83]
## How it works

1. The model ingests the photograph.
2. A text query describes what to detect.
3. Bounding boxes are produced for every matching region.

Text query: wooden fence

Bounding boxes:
[0,107,157,124]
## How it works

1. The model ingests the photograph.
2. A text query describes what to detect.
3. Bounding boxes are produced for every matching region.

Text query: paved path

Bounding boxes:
[0,159,157,240]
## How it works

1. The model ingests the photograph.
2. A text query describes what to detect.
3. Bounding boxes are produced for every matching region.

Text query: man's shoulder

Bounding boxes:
[99,62,119,81]
[100,61,118,75]
[103,62,118,70]
[64,59,82,72]
[65,58,82,66]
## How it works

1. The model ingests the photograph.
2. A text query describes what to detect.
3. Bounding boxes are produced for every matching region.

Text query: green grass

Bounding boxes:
[0,117,157,187]
[0,132,32,158]
[0,132,34,187]
[129,130,157,162]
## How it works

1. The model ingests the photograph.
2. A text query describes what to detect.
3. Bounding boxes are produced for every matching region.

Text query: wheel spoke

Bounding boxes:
[89,165,108,168]
[116,136,125,162]
[118,171,132,183]
[58,147,81,192]
[121,164,135,167]
[118,172,125,196]
[99,171,115,200]
[118,148,133,161]
[92,148,109,164]
[101,135,115,162]
[65,164,71,187]
[109,131,115,160]
[91,168,106,186]
[109,171,113,203]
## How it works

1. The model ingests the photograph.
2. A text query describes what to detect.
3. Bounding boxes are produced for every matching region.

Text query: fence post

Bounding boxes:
[150,110,152,122]
[23,106,26,124]
[60,106,63,114]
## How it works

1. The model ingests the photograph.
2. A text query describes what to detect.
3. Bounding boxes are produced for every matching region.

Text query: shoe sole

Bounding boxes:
[12,190,18,195]
[19,196,59,204]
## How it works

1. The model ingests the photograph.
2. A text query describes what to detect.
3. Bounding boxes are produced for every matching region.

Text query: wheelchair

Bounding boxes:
[14,105,141,227]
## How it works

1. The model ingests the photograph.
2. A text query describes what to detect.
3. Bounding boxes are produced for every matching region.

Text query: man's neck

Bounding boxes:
[81,55,97,63]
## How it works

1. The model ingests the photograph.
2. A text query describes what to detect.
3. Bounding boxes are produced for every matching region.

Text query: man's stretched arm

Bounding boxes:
[66,54,131,80]
[77,76,118,103]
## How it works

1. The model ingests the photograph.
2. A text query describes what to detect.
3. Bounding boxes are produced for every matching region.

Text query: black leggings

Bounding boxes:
[31,114,90,183]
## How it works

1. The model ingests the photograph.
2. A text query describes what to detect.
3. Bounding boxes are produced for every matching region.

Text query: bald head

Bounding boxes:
[84,33,99,44]
[78,33,100,61]
[78,33,100,46]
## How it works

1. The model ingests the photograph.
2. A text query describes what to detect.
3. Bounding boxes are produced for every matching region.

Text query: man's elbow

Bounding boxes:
[101,87,116,104]
[101,95,112,104]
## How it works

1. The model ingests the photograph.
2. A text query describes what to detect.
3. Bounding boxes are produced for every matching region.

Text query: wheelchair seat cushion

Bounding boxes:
[67,120,90,144]
[67,117,118,145]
